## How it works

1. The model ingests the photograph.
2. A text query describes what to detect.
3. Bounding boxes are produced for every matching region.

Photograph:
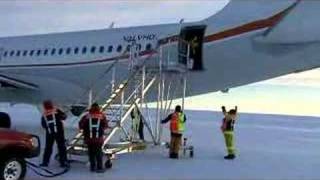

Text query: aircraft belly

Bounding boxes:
[0,61,131,105]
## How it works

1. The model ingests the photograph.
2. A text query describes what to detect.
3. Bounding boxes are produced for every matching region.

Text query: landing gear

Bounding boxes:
[0,112,11,129]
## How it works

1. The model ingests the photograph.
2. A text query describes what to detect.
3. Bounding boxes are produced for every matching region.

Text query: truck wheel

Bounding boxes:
[0,158,26,180]
[0,112,11,129]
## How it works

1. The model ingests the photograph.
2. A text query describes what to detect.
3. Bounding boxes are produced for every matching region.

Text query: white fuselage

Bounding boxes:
[0,0,319,106]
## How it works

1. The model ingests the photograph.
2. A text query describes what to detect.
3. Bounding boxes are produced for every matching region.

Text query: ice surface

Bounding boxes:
[1,104,320,180]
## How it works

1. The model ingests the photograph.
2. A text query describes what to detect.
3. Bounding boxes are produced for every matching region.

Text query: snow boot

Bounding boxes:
[224,154,235,160]
[169,153,178,159]
[96,169,106,173]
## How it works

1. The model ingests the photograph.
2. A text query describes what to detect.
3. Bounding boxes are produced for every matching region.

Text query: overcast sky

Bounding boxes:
[0,0,228,37]
[1,0,320,116]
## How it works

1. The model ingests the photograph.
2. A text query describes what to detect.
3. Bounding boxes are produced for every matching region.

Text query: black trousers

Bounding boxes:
[87,143,103,170]
[42,133,67,165]
[138,120,144,140]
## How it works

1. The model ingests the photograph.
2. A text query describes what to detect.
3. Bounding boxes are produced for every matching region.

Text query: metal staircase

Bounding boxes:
[66,38,191,158]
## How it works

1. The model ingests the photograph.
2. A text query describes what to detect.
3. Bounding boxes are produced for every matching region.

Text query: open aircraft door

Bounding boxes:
[179,25,206,71]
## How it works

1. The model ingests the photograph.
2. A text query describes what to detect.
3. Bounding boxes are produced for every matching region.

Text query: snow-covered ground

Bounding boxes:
[2,104,320,180]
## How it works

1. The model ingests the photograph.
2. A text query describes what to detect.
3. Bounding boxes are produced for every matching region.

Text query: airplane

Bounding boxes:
[0,0,319,122]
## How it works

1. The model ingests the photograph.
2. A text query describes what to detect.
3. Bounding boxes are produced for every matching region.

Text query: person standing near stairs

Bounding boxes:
[79,103,108,173]
[40,100,69,168]
[130,107,144,141]
[221,106,238,160]
[161,105,186,159]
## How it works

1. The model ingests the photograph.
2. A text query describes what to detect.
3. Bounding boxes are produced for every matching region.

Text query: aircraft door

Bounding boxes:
[179,25,206,71]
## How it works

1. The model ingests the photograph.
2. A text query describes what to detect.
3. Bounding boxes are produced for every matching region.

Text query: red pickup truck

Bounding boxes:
[0,128,40,180]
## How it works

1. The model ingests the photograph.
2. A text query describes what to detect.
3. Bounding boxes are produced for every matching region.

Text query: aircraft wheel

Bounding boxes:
[0,112,11,129]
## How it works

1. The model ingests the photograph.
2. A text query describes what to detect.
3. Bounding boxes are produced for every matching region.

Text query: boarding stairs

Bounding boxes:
[66,38,190,158]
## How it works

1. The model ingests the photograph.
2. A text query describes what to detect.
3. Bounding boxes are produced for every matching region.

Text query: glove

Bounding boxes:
[221,106,226,112]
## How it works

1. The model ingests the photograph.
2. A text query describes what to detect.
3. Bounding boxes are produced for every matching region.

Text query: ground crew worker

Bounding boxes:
[221,106,238,160]
[79,103,108,173]
[40,100,69,167]
[130,107,144,141]
[161,105,186,159]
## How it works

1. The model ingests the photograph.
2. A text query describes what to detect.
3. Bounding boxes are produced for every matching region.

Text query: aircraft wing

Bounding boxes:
[0,74,39,90]
[260,0,320,44]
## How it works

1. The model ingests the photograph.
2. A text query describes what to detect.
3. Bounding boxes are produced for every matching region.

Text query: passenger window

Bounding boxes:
[23,50,28,56]
[3,51,7,57]
[44,49,48,56]
[108,46,113,53]
[126,45,131,52]
[29,50,34,56]
[74,47,79,54]
[58,48,63,55]
[146,43,152,51]
[91,46,96,53]
[10,50,15,56]
[51,48,56,55]
[36,50,41,56]
[82,47,87,54]
[117,45,122,53]
[66,47,71,55]
[16,50,21,57]
[99,46,104,53]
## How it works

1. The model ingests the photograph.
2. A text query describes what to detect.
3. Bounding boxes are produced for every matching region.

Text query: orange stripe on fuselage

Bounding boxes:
[204,3,296,43]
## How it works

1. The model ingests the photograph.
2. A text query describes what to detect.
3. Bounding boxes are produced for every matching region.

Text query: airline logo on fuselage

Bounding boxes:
[123,34,157,42]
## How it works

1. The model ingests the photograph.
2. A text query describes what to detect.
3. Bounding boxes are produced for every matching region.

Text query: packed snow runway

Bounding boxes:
[2,104,320,180]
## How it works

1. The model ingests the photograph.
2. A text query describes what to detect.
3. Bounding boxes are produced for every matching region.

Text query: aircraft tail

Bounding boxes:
[202,0,297,37]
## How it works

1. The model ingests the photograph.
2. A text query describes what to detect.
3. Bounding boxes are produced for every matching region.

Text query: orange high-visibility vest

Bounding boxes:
[170,112,185,134]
